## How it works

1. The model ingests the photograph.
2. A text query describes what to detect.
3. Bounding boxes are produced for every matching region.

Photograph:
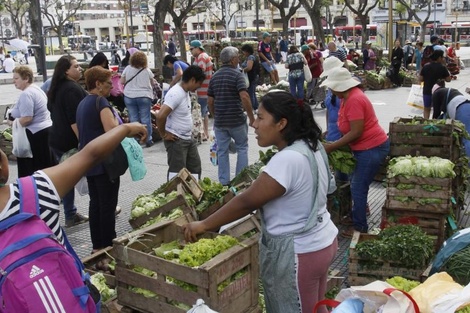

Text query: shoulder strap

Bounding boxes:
[445,88,451,107]
[124,68,145,86]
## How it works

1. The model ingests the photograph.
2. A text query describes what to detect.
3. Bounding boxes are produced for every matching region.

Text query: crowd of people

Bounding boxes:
[1,32,468,313]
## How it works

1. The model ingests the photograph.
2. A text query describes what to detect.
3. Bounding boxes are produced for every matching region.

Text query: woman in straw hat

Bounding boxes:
[321,67,389,238]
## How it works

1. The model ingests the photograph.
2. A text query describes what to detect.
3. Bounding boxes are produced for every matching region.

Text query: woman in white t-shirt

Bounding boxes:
[183,91,338,313]
[121,51,155,147]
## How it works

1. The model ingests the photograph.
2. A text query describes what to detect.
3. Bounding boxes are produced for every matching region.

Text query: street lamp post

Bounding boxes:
[0,15,4,49]
[129,0,135,47]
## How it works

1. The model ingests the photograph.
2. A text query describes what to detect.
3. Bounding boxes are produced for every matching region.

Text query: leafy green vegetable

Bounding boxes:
[388,155,455,178]
[90,273,116,302]
[196,177,229,213]
[386,276,420,292]
[179,235,239,267]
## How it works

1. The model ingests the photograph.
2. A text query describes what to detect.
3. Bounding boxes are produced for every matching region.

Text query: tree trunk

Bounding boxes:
[282,18,289,37]
[57,29,64,54]
[13,18,23,38]
[29,0,44,75]
[152,0,171,73]
[174,20,187,63]
[311,7,325,44]
[360,18,368,49]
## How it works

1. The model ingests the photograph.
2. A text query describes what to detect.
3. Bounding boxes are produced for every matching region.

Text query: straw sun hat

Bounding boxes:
[320,57,343,78]
[320,67,361,92]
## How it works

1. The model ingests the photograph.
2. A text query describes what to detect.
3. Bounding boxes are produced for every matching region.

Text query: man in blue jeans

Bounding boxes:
[208,47,255,185]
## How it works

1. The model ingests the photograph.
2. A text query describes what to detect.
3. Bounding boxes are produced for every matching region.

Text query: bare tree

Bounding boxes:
[168,0,204,63]
[202,0,241,36]
[395,0,432,41]
[41,0,85,53]
[266,0,301,36]
[1,0,29,38]
[299,0,329,44]
[343,0,380,49]
[151,0,172,72]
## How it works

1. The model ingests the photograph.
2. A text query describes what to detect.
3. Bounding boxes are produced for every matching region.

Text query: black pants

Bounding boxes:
[87,173,120,250]
[391,63,402,86]
[17,127,54,178]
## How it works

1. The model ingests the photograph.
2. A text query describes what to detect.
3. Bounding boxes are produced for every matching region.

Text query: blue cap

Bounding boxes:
[190,40,204,51]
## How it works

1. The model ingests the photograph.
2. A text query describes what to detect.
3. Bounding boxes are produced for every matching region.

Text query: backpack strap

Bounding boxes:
[0,177,39,231]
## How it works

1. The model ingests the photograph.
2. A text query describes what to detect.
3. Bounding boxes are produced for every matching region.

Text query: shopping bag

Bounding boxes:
[75,176,89,196]
[407,84,424,110]
[12,119,32,158]
[243,72,250,88]
[121,137,147,181]
[303,63,313,83]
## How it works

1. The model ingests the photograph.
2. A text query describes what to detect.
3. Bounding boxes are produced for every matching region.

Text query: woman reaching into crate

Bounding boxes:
[183,91,338,313]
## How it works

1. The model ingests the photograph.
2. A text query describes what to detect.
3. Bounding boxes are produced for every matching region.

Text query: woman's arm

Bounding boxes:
[18,116,33,126]
[170,67,183,87]
[101,106,120,132]
[244,59,254,72]
[183,172,285,242]
[43,123,147,199]
[324,119,364,153]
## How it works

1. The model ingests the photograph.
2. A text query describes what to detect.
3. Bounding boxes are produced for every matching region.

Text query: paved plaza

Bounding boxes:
[1,50,470,282]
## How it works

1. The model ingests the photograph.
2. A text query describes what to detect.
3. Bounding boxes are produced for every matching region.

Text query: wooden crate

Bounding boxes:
[81,247,118,313]
[348,231,427,286]
[221,215,261,240]
[113,221,259,313]
[327,182,352,225]
[198,190,236,221]
[381,207,447,252]
[386,176,453,214]
[129,194,197,229]
[389,117,462,161]
[162,168,204,203]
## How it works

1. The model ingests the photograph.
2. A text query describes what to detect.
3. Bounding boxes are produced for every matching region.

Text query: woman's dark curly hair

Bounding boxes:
[261,91,322,151]
[48,55,77,103]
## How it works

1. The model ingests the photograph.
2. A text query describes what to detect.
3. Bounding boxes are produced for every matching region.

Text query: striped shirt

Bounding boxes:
[193,52,213,99]
[207,65,247,128]
[0,171,64,245]
[328,49,346,62]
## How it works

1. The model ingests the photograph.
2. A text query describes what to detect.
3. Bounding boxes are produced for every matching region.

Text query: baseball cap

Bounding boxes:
[190,40,204,51]
[365,41,372,45]
[405,40,411,44]
[262,32,271,39]
[301,45,309,52]
[430,35,439,42]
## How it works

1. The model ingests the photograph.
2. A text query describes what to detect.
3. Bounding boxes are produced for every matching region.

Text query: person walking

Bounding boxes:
[412,41,424,75]
[11,66,54,178]
[190,40,213,141]
[419,50,452,119]
[279,36,289,63]
[241,44,260,112]
[163,55,189,88]
[207,46,255,186]
[285,45,307,105]
[321,67,390,237]
[168,38,177,56]
[183,91,338,313]
[258,32,280,84]
[303,43,324,103]
[391,40,404,86]
[121,51,155,147]
[327,42,348,68]
[403,40,415,69]
[156,66,205,180]
[47,55,89,227]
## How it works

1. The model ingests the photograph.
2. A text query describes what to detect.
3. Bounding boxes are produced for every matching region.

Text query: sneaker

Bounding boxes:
[65,212,89,228]
[115,206,122,216]
[146,141,154,148]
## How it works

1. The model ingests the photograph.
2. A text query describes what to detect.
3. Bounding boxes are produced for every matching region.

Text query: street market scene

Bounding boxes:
[2,0,470,312]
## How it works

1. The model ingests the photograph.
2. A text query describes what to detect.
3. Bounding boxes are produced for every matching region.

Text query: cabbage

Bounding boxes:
[90,273,116,302]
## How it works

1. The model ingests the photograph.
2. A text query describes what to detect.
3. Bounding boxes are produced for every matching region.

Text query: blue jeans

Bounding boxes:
[214,123,249,185]
[124,96,152,144]
[288,73,305,100]
[456,103,470,164]
[248,76,259,110]
[350,139,390,232]
[50,147,77,220]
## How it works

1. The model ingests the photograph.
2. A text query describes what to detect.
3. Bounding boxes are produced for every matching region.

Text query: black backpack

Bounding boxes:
[421,44,435,68]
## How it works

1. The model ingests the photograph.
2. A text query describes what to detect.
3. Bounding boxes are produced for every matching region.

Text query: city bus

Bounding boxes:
[68,35,94,50]
[288,26,333,46]
[334,25,377,43]
[426,23,470,44]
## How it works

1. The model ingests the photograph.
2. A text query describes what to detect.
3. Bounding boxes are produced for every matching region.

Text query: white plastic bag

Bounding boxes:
[407,84,424,110]
[75,176,89,196]
[243,72,250,88]
[12,119,33,158]
[186,299,218,313]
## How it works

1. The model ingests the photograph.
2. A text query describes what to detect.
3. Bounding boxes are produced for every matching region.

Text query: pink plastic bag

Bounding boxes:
[110,74,124,97]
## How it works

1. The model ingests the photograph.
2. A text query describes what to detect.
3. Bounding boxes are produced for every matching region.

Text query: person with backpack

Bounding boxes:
[403,40,414,69]
[419,49,452,119]
[421,35,440,68]
[0,122,147,313]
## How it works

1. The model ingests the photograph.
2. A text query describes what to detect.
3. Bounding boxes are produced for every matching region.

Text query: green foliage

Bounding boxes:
[179,235,239,267]
[90,273,116,302]
[326,144,356,174]
[442,245,470,286]
[196,177,230,213]
[388,156,456,178]
[386,276,420,292]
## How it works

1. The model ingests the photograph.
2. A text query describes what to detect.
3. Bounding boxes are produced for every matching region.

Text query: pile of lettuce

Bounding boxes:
[388,156,456,179]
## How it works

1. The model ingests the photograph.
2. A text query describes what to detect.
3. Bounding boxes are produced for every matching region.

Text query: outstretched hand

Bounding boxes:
[182,221,206,243]
[126,122,148,144]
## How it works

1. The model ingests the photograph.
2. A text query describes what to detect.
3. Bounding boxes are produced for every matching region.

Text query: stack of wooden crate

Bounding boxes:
[112,220,260,313]
[384,117,465,251]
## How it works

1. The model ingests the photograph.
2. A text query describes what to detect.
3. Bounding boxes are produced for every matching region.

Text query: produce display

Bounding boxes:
[388,156,456,179]
[326,144,356,174]
[365,70,385,89]
[195,177,229,214]
[355,225,434,270]
[442,245,470,286]
[1,128,12,141]
[385,276,420,292]
[130,191,194,219]
[90,273,117,302]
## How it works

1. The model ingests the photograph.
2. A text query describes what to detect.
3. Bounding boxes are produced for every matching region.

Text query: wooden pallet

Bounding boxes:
[348,231,427,286]
[129,194,197,229]
[113,221,259,313]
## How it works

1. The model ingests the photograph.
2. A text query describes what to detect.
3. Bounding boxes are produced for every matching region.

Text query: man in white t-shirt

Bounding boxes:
[156,65,206,180]
[1,54,15,73]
